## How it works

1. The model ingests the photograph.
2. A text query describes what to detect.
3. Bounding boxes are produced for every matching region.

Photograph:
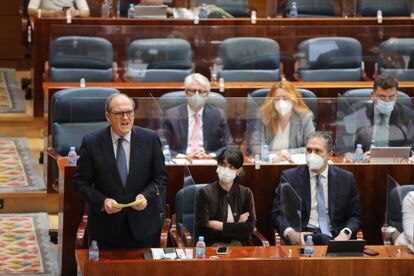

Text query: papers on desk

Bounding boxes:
[146,248,186,260]
[112,198,145,209]
[171,158,218,165]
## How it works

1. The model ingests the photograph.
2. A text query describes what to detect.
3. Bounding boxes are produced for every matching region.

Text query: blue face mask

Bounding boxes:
[376,100,395,115]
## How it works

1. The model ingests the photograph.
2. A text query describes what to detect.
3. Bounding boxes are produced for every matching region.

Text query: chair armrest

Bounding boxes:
[169,214,184,247]
[76,215,88,248]
[160,218,171,248]
[252,228,270,246]
[274,230,284,245]
[113,62,119,81]
[356,230,364,240]
[180,226,193,247]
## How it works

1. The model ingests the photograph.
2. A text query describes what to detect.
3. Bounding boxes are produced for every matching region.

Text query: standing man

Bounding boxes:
[162,73,233,159]
[335,74,414,154]
[73,93,167,249]
[28,0,90,17]
[272,132,363,245]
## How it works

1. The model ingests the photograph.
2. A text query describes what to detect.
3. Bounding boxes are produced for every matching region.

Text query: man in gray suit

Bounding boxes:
[162,73,233,159]
[73,93,167,249]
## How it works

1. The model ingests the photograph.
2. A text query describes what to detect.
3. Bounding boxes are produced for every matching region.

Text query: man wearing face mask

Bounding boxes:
[335,74,414,155]
[271,132,363,245]
[162,73,233,159]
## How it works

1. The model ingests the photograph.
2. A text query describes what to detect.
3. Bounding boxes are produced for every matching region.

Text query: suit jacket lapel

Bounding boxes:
[327,165,336,223]
[300,166,311,219]
[178,104,189,151]
[128,127,144,188]
[100,127,123,187]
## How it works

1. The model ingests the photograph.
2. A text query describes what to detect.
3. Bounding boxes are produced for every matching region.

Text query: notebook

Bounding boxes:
[135,5,167,18]
[326,240,365,257]
[369,146,411,164]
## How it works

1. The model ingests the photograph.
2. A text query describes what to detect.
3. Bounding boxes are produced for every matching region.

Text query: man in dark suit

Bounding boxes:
[162,73,233,159]
[73,93,167,249]
[272,132,363,245]
[335,74,414,154]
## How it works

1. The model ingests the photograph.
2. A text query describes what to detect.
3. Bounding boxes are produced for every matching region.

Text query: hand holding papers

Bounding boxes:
[112,198,145,209]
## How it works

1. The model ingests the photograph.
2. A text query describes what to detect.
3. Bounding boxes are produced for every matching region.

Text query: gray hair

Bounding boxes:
[184,73,211,92]
[105,93,135,112]
[306,132,334,152]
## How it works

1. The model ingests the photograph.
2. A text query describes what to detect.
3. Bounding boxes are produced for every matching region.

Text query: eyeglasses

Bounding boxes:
[110,110,134,119]
[185,88,209,96]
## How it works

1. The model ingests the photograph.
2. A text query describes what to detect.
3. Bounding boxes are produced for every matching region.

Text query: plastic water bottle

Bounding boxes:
[101,0,110,18]
[261,144,269,162]
[354,144,364,163]
[304,235,314,256]
[195,236,206,258]
[199,3,208,19]
[163,145,171,164]
[89,240,99,261]
[127,3,136,18]
[67,146,77,166]
[219,77,225,92]
[289,1,298,17]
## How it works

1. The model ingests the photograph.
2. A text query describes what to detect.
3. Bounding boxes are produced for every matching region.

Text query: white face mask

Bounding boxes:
[375,100,395,115]
[274,100,293,117]
[306,153,326,171]
[216,166,237,183]
[188,93,206,110]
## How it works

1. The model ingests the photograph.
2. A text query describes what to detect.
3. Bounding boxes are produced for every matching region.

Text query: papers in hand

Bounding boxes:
[112,198,145,209]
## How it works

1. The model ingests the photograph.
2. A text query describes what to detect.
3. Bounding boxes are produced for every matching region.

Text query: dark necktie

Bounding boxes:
[316,175,331,237]
[117,137,127,186]
[375,114,388,147]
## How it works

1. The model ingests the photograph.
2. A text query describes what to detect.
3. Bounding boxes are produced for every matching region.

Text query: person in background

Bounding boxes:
[196,146,256,246]
[388,191,414,253]
[335,74,414,157]
[28,0,90,17]
[249,80,315,162]
[271,132,363,245]
[73,93,167,249]
[162,73,233,159]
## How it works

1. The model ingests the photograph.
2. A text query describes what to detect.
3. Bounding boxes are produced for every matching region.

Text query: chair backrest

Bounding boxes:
[193,0,247,17]
[158,91,227,111]
[126,38,192,82]
[358,0,410,16]
[297,36,363,81]
[341,88,412,108]
[175,184,208,246]
[376,38,414,81]
[50,87,119,155]
[287,0,336,17]
[218,37,280,82]
[48,36,114,82]
[249,87,318,127]
[387,185,414,233]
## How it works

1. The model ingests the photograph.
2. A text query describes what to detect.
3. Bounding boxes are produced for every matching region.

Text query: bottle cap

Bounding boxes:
[198,236,204,241]
[70,146,75,151]
[163,145,169,150]
[307,235,312,240]
[357,144,362,148]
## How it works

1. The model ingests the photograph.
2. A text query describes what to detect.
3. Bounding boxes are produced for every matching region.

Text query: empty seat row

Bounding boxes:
[46,36,414,83]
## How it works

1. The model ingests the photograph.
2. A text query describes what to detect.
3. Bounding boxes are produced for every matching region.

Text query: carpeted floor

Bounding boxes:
[0,212,59,275]
[0,137,45,192]
[0,68,26,113]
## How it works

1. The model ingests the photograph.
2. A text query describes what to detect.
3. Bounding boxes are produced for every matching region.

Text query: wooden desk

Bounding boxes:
[76,246,296,276]
[75,245,413,276]
[33,17,414,116]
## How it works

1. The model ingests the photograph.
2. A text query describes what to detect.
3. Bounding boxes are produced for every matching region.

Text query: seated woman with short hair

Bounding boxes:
[196,147,256,246]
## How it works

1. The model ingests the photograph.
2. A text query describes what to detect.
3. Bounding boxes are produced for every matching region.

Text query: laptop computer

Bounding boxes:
[135,5,167,19]
[326,240,366,257]
[369,146,411,164]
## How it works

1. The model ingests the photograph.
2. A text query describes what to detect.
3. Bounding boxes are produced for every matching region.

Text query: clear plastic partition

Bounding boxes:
[61,95,413,166]
[45,23,414,83]
[384,175,401,244]
[279,176,302,234]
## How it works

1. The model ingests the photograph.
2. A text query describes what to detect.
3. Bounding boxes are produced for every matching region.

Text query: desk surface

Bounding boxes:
[76,245,413,276]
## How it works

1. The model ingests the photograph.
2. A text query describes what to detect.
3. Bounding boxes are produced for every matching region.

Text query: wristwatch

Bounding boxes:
[342,228,352,239]
[387,226,397,235]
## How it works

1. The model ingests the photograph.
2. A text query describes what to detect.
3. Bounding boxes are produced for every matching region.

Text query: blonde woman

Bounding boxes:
[250,81,315,162]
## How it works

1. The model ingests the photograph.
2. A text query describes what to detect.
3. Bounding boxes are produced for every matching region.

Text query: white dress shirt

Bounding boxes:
[395,191,414,252]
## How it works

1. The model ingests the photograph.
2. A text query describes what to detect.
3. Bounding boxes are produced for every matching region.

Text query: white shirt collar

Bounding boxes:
[110,128,131,143]
[309,163,329,179]
[187,105,204,117]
